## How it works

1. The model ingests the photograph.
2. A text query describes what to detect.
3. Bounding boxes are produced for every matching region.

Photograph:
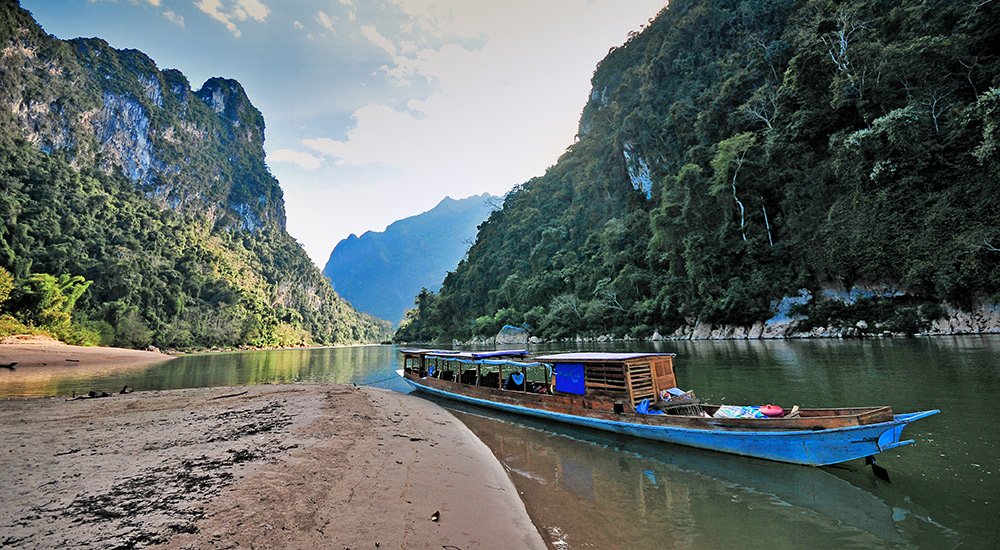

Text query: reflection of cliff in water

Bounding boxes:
[0,346,407,398]
[441,399,954,550]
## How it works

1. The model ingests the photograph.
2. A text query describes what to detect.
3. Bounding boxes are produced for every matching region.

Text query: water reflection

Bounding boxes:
[444,400,956,550]
[0,345,411,398]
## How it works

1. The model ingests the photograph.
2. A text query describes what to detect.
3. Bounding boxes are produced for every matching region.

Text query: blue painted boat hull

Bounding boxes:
[401,375,939,466]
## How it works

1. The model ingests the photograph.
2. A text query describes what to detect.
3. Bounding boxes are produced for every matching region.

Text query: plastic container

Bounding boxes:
[759,404,784,417]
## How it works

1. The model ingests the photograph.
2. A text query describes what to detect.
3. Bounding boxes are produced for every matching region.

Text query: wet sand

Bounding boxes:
[0,383,547,549]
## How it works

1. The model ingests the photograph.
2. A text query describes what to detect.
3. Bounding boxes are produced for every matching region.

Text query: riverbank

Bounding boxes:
[0,338,174,394]
[449,305,1000,346]
[0,336,174,367]
[0,384,546,549]
[0,332,388,364]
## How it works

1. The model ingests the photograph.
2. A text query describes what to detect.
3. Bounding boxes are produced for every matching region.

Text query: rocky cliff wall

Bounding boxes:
[0,13,283,232]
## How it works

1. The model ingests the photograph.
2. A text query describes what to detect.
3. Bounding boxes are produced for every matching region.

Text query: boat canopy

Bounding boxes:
[401,349,529,360]
[533,352,676,362]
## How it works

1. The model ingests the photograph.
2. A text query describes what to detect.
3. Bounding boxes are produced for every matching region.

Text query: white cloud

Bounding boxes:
[360,25,397,57]
[162,10,184,27]
[302,2,643,178]
[236,0,269,21]
[338,0,357,21]
[293,20,304,30]
[269,149,323,170]
[195,0,270,38]
[316,11,335,31]
[278,0,667,266]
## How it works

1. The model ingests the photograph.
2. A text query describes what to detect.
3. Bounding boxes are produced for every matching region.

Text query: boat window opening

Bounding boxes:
[460,368,477,385]
[482,369,500,388]
[409,354,551,394]
[625,362,657,407]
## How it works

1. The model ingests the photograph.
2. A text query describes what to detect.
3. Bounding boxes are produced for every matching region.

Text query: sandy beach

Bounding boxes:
[0,339,176,398]
[0,337,172,366]
[0,380,547,549]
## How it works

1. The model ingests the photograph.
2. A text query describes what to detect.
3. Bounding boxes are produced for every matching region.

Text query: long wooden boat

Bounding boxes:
[397,349,939,466]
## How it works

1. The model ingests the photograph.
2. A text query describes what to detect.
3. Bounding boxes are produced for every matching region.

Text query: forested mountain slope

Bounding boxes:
[323,194,495,324]
[0,2,392,348]
[397,0,1000,342]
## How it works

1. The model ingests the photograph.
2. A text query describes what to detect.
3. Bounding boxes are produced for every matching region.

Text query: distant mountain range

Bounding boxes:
[323,194,496,324]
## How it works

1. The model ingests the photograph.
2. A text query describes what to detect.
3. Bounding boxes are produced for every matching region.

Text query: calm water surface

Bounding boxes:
[1,337,996,548]
[0,345,410,397]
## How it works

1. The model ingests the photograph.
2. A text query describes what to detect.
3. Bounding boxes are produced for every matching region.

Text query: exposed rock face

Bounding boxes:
[929,303,1000,335]
[659,285,1000,340]
[495,325,529,345]
[0,23,283,233]
[99,92,160,185]
[663,306,1000,341]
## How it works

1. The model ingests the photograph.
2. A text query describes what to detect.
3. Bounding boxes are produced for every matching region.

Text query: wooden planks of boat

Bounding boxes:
[404,372,893,432]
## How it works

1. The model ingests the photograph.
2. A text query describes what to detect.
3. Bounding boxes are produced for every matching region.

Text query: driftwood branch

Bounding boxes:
[211,390,249,400]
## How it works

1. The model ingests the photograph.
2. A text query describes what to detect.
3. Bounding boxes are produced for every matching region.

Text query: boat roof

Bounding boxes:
[400,348,529,359]
[532,352,676,362]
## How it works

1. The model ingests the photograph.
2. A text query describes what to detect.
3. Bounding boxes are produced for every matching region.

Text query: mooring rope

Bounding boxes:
[355,373,405,386]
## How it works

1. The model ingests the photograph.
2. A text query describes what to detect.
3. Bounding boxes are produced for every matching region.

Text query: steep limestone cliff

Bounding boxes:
[0,16,285,232]
[397,0,1000,343]
[0,2,391,348]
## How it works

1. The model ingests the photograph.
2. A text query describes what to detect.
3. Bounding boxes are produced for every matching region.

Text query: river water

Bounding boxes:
[1,337,996,548]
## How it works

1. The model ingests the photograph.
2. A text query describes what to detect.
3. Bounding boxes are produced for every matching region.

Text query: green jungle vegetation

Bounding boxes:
[0,3,392,349]
[396,0,1000,342]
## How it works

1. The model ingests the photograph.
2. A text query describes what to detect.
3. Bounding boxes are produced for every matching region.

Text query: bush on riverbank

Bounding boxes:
[0,267,101,346]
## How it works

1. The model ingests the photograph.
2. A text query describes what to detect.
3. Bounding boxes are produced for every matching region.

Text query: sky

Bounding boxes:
[22,0,666,267]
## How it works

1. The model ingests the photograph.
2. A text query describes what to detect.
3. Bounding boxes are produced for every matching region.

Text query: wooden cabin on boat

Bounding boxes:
[400,349,681,414]
[532,352,678,411]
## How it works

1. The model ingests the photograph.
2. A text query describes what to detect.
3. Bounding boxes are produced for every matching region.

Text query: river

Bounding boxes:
[1,337,996,548]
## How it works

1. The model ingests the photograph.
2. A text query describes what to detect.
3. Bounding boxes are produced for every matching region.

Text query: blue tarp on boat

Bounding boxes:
[534,352,675,362]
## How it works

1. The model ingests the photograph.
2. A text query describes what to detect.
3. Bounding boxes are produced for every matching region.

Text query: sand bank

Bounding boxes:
[0,340,175,397]
[0,338,173,369]
[0,384,546,549]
